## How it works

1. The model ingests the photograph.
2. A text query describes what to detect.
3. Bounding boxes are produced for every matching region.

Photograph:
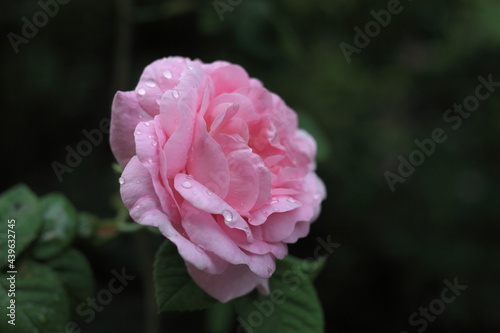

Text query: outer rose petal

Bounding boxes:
[186,262,269,303]
[110,91,152,167]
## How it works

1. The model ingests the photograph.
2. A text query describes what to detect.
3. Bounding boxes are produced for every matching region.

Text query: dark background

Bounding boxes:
[1,0,500,332]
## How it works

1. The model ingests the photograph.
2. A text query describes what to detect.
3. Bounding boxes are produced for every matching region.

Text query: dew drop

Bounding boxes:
[152,141,158,146]
[262,210,268,215]
[147,157,153,163]
[137,88,146,96]
[205,189,214,197]
[145,80,156,88]
[287,198,295,203]
[148,135,152,139]
[222,210,233,222]
[271,197,279,204]
[144,121,150,126]
[163,70,173,79]
[181,180,192,189]
[135,204,141,209]
[135,131,142,135]
[172,90,180,99]
[187,65,194,71]
[118,177,125,185]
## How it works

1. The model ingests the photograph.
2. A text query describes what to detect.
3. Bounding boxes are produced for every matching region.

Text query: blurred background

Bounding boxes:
[1,0,500,332]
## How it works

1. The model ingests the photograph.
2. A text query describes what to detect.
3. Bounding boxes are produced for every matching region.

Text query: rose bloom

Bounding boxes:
[110,57,325,302]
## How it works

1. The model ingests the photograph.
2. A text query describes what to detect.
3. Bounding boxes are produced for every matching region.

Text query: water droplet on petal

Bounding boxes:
[271,197,279,204]
[262,210,268,215]
[135,204,141,209]
[313,193,321,200]
[145,79,156,88]
[182,180,192,189]
[137,88,146,96]
[118,177,125,185]
[147,157,153,163]
[205,190,214,197]
[163,70,172,79]
[287,198,295,203]
[152,141,158,146]
[135,131,142,135]
[148,135,152,139]
[187,65,194,70]
[222,210,233,222]
[144,121,150,126]
[172,90,179,99]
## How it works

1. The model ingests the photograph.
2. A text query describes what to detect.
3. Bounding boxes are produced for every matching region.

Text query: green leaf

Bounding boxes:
[235,256,324,333]
[46,248,95,310]
[153,240,217,312]
[0,184,42,270]
[76,212,98,239]
[283,255,327,282]
[0,260,70,333]
[32,193,78,260]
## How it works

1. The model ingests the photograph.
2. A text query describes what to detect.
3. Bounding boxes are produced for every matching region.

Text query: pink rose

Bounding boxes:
[110,57,325,302]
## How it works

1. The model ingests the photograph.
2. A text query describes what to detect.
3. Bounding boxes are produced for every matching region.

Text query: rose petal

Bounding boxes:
[186,263,266,303]
[181,202,248,266]
[249,196,301,226]
[210,64,250,95]
[186,116,230,198]
[110,91,152,167]
[174,174,253,242]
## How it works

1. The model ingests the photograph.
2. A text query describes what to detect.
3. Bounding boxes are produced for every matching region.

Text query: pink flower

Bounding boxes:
[110,57,326,302]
